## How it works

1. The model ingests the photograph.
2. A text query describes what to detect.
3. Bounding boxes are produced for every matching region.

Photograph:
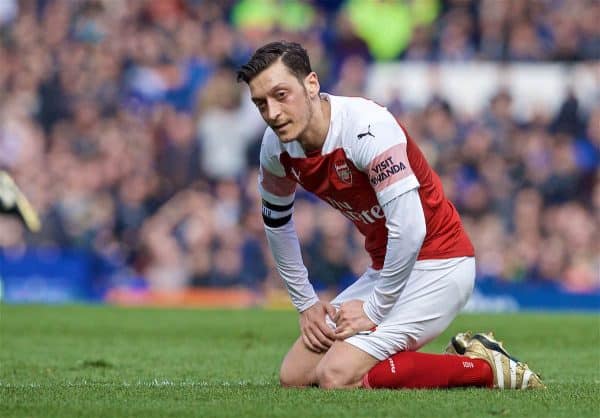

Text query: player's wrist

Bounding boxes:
[297,295,320,313]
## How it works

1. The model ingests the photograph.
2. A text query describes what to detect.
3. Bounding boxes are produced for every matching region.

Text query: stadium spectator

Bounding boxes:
[196,67,264,180]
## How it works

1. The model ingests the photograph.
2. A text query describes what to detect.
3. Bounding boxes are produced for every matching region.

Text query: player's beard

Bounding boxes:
[294,89,314,142]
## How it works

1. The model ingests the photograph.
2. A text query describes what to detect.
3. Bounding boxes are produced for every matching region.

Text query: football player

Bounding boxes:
[237,41,544,390]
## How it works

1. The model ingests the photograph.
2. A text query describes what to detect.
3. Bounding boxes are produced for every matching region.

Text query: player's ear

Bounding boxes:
[304,72,320,99]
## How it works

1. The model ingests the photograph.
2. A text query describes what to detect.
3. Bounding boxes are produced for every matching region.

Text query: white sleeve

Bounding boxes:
[258,137,317,312]
[362,189,426,324]
[351,117,420,206]
[265,220,319,312]
[258,134,296,207]
[260,167,318,312]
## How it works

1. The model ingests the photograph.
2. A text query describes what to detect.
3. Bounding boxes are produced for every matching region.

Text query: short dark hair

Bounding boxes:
[236,41,312,84]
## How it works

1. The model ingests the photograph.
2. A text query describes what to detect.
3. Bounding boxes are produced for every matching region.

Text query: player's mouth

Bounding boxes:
[273,122,290,132]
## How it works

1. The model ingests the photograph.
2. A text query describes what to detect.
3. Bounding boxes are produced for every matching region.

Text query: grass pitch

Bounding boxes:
[0,305,598,418]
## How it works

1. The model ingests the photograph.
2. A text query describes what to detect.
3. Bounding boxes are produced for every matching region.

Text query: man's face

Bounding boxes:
[248,60,314,143]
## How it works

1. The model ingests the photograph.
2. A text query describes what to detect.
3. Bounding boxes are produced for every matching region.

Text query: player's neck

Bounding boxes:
[297,96,331,153]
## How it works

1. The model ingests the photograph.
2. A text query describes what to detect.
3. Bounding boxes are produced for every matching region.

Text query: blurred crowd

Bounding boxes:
[0,0,598,295]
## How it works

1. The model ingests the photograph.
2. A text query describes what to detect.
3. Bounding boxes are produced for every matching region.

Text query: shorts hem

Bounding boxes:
[344,336,389,361]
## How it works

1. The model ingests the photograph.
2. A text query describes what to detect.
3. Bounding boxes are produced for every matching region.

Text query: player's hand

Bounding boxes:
[333,300,376,340]
[299,300,337,353]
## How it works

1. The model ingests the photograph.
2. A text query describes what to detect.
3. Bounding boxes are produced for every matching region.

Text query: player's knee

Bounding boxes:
[279,370,302,388]
[279,362,311,388]
[315,362,349,389]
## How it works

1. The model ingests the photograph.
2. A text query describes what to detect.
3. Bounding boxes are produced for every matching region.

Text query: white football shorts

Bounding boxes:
[328,256,476,361]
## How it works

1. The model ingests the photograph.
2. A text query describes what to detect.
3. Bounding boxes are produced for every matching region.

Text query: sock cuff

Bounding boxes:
[362,373,372,389]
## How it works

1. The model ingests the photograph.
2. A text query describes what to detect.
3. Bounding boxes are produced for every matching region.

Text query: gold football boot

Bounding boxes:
[463,332,546,389]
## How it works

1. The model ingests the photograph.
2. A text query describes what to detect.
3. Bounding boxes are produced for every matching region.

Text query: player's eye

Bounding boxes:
[276,91,287,100]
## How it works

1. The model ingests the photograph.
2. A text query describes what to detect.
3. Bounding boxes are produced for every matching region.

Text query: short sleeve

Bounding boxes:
[351,116,419,206]
[258,133,296,227]
[258,132,296,206]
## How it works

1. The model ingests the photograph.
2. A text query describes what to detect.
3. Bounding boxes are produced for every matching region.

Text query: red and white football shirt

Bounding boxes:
[259,94,474,271]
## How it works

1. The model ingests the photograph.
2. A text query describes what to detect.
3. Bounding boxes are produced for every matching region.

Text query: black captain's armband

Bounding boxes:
[262,199,293,227]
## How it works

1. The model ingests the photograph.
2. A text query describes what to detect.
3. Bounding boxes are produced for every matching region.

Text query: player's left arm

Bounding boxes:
[334,115,425,338]
[362,190,425,324]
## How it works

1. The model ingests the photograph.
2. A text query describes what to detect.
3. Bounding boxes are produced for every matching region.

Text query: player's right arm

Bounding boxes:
[259,136,335,352]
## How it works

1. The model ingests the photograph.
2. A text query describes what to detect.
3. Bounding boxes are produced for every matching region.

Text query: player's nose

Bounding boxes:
[266,99,282,122]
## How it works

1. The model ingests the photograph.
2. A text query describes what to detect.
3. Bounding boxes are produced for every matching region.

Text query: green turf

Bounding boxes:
[0,305,598,418]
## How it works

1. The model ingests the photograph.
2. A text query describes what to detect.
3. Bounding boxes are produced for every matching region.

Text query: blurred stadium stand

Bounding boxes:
[0,0,598,309]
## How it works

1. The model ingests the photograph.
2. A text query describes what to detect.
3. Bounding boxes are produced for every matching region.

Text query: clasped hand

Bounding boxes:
[300,299,376,352]
[333,299,376,340]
